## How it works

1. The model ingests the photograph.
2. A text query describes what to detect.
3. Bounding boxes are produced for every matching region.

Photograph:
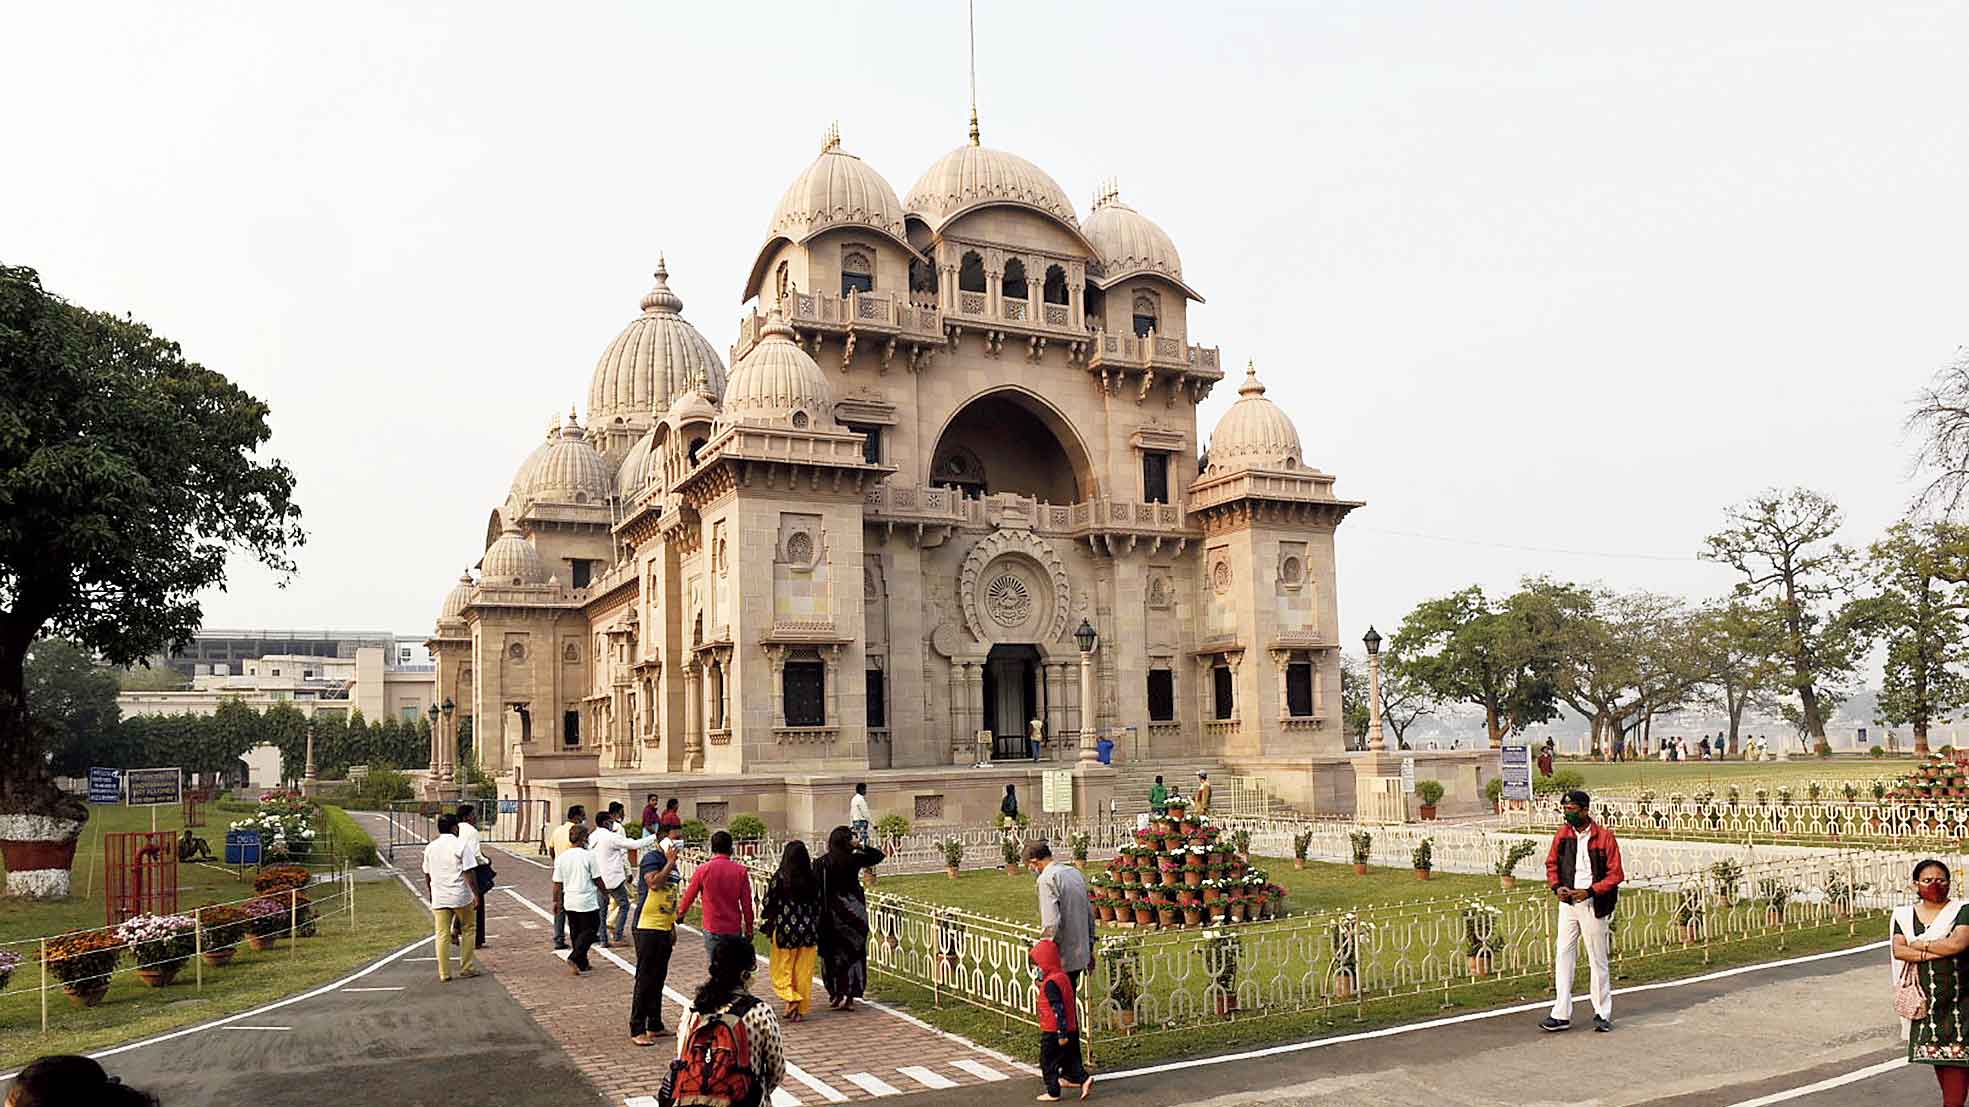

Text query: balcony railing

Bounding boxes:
[863,487,1194,541]
[734,291,943,360]
[1086,331,1222,377]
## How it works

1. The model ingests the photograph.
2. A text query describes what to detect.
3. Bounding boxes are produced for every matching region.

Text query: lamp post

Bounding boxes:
[303,722,318,790]
[427,703,443,783]
[1074,618,1100,767]
[1363,626,1387,753]
[442,698,456,783]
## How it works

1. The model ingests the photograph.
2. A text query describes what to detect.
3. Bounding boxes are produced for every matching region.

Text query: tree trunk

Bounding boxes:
[0,624,89,899]
[1484,703,1505,749]
[1916,721,1932,757]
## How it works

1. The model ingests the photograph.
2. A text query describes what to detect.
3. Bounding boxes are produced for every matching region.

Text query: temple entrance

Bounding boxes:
[930,388,1096,503]
[982,644,1040,760]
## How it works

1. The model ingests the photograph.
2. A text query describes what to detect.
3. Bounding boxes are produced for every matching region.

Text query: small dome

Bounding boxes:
[515,414,612,506]
[1206,363,1302,474]
[482,525,548,586]
[744,129,914,302]
[1084,184,1201,300]
[589,259,727,431]
[508,415,562,497]
[665,385,718,430]
[438,571,474,621]
[905,138,1080,235]
[617,430,655,499]
[718,312,833,429]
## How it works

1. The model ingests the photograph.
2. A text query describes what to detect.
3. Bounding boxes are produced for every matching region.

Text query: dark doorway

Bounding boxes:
[982,643,1041,759]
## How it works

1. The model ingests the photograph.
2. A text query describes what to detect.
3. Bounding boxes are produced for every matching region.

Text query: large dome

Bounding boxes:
[719,312,833,429]
[905,138,1081,235]
[589,259,726,430]
[514,414,612,506]
[745,130,914,302]
[1084,186,1201,300]
[482,525,549,586]
[1206,364,1302,474]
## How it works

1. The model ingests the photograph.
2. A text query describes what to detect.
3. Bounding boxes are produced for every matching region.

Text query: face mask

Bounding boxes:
[1921,883,1952,904]
[1564,812,1589,829]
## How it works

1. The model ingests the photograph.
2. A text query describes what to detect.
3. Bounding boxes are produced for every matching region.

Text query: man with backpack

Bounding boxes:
[660,937,784,1107]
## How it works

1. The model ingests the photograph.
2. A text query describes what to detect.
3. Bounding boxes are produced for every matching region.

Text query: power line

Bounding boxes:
[1353,526,1706,563]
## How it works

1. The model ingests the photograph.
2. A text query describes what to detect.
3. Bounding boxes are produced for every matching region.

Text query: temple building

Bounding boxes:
[425,120,1495,834]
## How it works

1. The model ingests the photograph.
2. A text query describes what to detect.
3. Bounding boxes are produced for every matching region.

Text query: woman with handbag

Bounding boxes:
[1892,858,1969,1106]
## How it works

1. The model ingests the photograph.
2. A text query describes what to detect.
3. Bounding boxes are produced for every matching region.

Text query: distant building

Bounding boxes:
[159,628,425,682]
[119,644,436,724]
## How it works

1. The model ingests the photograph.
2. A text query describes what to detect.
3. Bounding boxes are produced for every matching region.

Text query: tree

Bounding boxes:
[1339,654,1370,749]
[1691,599,1785,756]
[1701,488,1859,746]
[1844,520,1969,755]
[117,662,188,691]
[1390,584,1564,748]
[0,265,303,862]
[1907,347,1969,519]
[25,638,126,775]
[1377,658,1440,747]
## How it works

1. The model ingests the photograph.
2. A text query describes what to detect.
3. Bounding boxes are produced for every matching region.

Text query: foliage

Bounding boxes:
[1543,582,1706,755]
[680,818,709,846]
[940,836,965,868]
[0,265,304,819]
[1484,778,1503,807]
[1708,859,1744,903]
[43,931,123,984]
[1000,831,1023,866]
[1692,600,1786,756]
[1415,779,1446,807]
[1907,346,1969,518]
[1534,769,1585,796]
[1292,829,1313,860]
[1100,935,1143,1010]
[1348,830,1372,866]
[1339,654,1370,746]
[197,904,252,952]
[1701,488,1860,742]
[1069,831,1090,862]
[1410,837,1434,872]
[1494,839,1537,877]
[1390,584,1566,746]
[0,949,20,983]
[728,813,767,842]
[1461,898,1502,957]
[321,804,379,867]
[875,813,911,842]
[1844,520,1969,750]
[1757,877,1793,914]
[117,663,188,691]
[115,913,197,968]
[1199,928,1240,995]
[24,637,126,775]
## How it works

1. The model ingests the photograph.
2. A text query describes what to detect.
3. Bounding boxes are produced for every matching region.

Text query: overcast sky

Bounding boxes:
[4,2,1963,645]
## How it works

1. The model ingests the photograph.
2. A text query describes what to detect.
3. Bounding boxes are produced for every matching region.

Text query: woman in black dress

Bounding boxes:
[813,825,885,1012]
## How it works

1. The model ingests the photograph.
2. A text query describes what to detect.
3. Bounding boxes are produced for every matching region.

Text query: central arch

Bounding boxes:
[929,386,1098,503]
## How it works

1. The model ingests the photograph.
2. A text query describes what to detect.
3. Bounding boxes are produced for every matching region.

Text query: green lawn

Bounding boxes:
[1569,757,1911,795]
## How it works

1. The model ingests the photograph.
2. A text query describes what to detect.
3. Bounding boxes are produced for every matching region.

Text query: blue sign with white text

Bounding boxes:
[87,768,121,805]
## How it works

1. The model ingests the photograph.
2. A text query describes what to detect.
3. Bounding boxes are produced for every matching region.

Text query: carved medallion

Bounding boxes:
[1211,560,1231,595]
[985,574,1032,627]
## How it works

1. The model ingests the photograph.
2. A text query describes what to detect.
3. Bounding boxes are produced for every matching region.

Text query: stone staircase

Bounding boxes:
[1104,758,1307,819]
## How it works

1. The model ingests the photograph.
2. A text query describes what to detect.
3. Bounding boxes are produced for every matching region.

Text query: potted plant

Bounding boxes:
[1102,936,1142,1032]
[198,905,251,966]
[1201,929,1241,1016]
[1229,828,1252,863]
[1485,777,1505,813]
[1292,829,1313,870]
[1179,886,1202,927]
[1494,839,1536,890]
[244,896,289,950]
[1411,837,1434,881]
[45,931,122,1006]
[1826,871,1866,920]
[1164,794,1188,820]
[728,814,768,860]
[1675,886,1705,944]
[1462,898,1501,977]
[1329,912,1370,998]
[1758,878,1793,926]
[1001,831,1023,876]
[940,836,965,878]
[1349,830,1373,875]
[934,908,964,980]
[118,913,197,986]
[1158,852,1183,888]
[1183,847,1206,886]
[876,813,910,857]
[1068,830,1091,866]
[680,818,710,848]
[1416,779,1446,820]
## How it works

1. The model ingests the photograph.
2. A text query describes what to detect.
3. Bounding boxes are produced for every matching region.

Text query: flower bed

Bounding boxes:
[44,931,124,1004]
[230,790,321,862]
[1091,810,1284,929]
[116,913,198,983]
[198,904,252,964]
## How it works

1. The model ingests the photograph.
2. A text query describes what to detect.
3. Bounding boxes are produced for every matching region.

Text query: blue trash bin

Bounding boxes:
[225,830,262,865]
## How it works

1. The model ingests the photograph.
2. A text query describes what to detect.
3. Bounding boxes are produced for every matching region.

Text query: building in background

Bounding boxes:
[158,628,425,682]
[120,644,435,724]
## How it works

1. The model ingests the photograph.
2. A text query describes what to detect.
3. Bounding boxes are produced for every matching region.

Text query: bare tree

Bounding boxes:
[1908,347,1969,518]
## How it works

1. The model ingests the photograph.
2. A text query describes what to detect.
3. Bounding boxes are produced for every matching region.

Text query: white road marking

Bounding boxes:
[785,1063,850,1103]
[897,1065,958,1089]
[404,957,439,962]
[625,1097,660,1107]
[221,1025,292,1032]
[770,1090,803,1107]
[950,1059,1009,1082]
[843,1072,902,1097]
[1722,1058,1909,1106]
[340,986,405,993]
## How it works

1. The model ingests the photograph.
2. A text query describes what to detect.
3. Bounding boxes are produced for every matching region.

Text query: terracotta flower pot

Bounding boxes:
[1116,1009,1138,1035]
[136,965,182,988]
[1184,869,1203,887]
[1680,923,1700,944]
[1120,869,1139,885]
[1353,864,1368,876]
[1213,993,1236,1017]
[1415,868,1431,881]
[1333,972,1355,999]
[1467,954,1490,979]
[946,865,960,879]
[64,980,110,1007]
[1229,902,1247,922]
[1157,908,1178,928]
[1203,887,1222,903]
[1294,859,1306,871]
[1183,907,1203,926]
[202,948,236,967]
[248,935,279,952]
[1133,906,1155,926]
[1419,805,1438,821]
[1500,876,1517,890]
[1006,863,1021,876]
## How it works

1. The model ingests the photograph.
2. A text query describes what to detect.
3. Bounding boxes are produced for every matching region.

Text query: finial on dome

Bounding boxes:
[760,307,798,343]
[1239,360,1266,397]
[822,121,841,153]
[1092,177,1121,210]
[968,105,980,146]
[640,256,684,314]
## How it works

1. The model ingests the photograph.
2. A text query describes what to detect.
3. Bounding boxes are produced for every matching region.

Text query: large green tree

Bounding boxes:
[1845,520,1969,755]
[1390,583,1565,748]
[25,637,126,775]
[0,265,303,840]
[1701,488,1858,746]
[1691,599,1785,756]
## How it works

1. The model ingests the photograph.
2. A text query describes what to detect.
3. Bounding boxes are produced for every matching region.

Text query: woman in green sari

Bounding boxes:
[1893,858,1969,1106]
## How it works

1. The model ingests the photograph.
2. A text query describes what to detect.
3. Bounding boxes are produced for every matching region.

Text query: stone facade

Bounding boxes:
[425,124,1444,833]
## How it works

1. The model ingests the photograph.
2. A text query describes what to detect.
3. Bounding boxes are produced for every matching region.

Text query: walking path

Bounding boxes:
[356,812,1032,1106]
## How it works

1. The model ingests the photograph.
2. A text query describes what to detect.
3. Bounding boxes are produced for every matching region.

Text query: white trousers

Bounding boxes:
[1552,899,1612,1020]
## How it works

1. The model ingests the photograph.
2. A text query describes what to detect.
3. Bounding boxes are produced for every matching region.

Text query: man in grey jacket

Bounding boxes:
[1024,840,1097,988]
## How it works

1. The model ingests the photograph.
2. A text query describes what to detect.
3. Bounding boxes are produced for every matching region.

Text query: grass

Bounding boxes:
[1569,757,1912,794]
[850,852,1879,1067]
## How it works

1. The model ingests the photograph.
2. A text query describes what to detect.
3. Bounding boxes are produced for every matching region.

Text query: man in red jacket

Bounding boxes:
[1540,789,1624,1034]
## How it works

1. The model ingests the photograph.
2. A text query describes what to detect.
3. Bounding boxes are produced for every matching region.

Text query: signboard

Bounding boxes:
[1042,769,1074,814]
[87,768,122,805]
[125,767,183,807]
[1400,756,1416,796]
[1501,745,1533,802]
[497,799,520,814]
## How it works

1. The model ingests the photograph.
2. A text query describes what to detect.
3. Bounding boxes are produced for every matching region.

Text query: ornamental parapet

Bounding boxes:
[733,292,943,366]
[863,487,1198,553]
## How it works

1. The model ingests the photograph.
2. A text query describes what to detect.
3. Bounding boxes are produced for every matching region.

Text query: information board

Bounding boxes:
[498,798,520,814]
[1042,769,1074,814]
[125,767,183,807]
[1400,756,1416,795]
[1501,745,1533,802]
[87,768,122,805]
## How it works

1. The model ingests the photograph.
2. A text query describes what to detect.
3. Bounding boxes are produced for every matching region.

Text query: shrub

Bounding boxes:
[44,931,122,985]
[1000,831,1023,866]
[1229,828,1251,855]
[623,821,644,838]
[1494,839,1537,877]
[1292,830,1313,860]
[728,814,768,842]
[680,819,709,846]
[1411,837,1434,872]
[1416,779,1446,807]
[1348,830,1373,866]
[255,865,314,894]
[115,913,197,969]
[940,837,965,869]
[1069,831,1090,862]
[1535,769,1585,796]
[0,949,21,986]
[875,813,910,842]
[1483,778,1504,807]
[323,805,380,867]
[198,904,252,953]
[1871,746,1886,758]
[244,896,291,937]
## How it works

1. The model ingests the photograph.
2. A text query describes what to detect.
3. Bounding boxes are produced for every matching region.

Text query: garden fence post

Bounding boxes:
[39,937,47,1034]
[289,888,298,956]
[194,906,203,991]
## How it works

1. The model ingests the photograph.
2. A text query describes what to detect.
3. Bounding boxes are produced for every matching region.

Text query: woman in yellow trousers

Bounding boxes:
[761,840,822,1021]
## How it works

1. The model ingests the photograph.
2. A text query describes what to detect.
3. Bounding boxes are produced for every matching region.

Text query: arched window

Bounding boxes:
[687,437,706,466]
[840,249,873,296]
[958,251,986,293]
[1085,284,1105,328]
[1042,265,1069,305]
[1002,259,1028,301]
[1132,292,1158,338]
[774,261,789,303]
[909,257,938,297]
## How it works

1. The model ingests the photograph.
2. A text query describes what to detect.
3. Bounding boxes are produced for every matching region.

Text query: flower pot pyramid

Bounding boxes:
[1089,796,1286,929]
[1891,754,1969,802]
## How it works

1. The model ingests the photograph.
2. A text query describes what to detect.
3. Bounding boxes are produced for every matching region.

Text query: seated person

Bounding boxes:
[177,828,213,863]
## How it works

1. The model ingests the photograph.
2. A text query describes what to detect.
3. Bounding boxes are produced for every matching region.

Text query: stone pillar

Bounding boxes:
[948,661,967,764]
[1078,649,1099,767]
[767,650,786,729]
[302,724,318,796]
[683,661,703,770]
[964,662,985,746]
[823,647,840,729]
[1367,647,1387,752]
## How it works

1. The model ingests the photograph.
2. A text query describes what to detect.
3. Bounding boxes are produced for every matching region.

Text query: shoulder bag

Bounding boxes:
[1897,959,1930,1021]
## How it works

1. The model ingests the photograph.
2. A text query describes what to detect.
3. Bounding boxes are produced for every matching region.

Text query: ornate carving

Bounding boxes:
[984,574,1032,627]
[957,530,1072,645]
[1211,559,1231,595]
[785,531,814,565]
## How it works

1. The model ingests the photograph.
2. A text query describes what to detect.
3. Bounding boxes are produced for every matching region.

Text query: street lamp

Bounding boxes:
[428,703,444,784]
[1363,626,1387,752]
[1075,619,1100,767]
[440,698,457,782]
[303,721,318,785]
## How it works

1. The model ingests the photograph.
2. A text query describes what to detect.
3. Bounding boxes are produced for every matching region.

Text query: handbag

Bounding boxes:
[1897,960,1930,1021]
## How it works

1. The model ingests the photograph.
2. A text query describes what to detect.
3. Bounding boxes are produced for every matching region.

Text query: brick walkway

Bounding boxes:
[359,813,1034,1107]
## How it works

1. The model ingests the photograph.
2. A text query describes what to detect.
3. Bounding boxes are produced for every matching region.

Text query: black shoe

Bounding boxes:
[1539,1017,1570,1032]
[475,942,488,949]
[553,942,569,951]
[1593,1016,1612,1033]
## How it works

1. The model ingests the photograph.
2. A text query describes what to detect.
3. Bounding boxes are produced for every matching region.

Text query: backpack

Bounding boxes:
[659,995,763,1107]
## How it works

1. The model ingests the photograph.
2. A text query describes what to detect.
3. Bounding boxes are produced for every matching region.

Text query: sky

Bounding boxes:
[3,2,1965,655]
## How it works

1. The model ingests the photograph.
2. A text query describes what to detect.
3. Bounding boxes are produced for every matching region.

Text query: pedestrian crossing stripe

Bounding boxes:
[843,1072,902,1097]
[897,1066,958,1089]
[770,1091,801,1107]
[785,1062,848,1103]
[949,1059,1009,1082]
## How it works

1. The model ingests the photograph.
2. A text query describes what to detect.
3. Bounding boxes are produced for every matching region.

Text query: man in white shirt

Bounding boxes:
[850,783,872,846]
[588,811,660,947]
[421,813,484,982]
[1540,790,1624,1033]
[451,804,492,951]
[552,824,607,975]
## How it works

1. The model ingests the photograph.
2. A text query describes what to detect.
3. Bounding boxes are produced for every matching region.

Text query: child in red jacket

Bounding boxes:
[1032,938,1094,1101]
